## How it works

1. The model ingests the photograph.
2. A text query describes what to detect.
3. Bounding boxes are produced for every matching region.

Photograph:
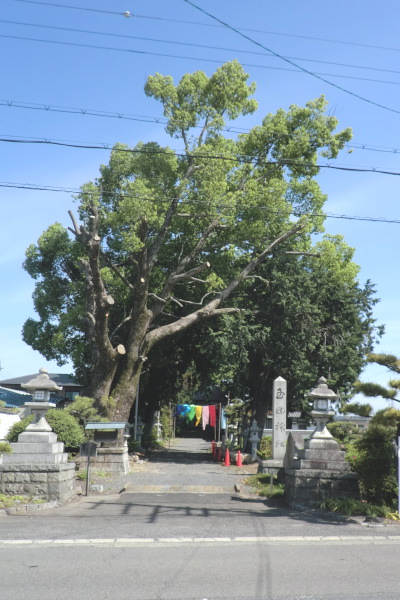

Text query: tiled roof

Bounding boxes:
[0,373,81,387]
[0,387,31,408]
[0,387,62,408]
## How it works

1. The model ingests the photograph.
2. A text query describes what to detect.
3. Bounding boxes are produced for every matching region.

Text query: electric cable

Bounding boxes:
[3,19,400,78]
[8,1,400,56]
[2,98,400,155]
[2,32,400,89]
[1,180,399,225]
[182,0,400,115]
[1,134,400,175]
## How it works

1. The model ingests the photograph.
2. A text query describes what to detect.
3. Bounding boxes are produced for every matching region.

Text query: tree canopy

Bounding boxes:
[22,60,378,422]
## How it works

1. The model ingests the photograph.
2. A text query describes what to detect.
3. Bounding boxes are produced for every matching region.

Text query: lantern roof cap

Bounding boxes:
[21,368,63,393]
[307,376,338,400]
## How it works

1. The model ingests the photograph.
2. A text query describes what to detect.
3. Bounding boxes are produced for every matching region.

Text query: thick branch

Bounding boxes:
[146,220,305,348]
[169,262,210,284]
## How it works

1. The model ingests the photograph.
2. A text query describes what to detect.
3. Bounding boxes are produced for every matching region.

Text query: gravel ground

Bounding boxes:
[82,436,259,496]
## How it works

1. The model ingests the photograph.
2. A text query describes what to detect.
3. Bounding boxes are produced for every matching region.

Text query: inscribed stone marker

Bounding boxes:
[272,376,287,460]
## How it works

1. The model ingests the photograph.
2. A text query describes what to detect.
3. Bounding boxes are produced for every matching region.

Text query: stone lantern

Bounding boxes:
[0,368,76,503]
[307,376,338,442]
[21,368,62,433]
[249,419,260,460]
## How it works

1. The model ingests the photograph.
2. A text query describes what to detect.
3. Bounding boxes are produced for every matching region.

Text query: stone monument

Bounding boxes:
[272,376,287,460]
[284,376,359,509]
[0,369,76,504]
[258,376,287,473]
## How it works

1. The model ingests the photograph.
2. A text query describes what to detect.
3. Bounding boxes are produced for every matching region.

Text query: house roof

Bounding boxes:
[0,386,62,408]
[0,373,81,388]
[0,386,31,408]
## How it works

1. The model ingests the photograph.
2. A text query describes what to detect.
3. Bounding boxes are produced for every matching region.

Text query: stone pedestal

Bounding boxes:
[79,447,130,474]
[1,405,76,503]
[284,468,360,510]
[283,431,359,509]
[0,463,76,503]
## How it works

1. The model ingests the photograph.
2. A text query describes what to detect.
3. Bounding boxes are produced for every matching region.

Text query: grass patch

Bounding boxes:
[76,469,87,481]
[0,494,45,509]
[318,497,400,520]
[95,470,112,478]
[244,473,285,498]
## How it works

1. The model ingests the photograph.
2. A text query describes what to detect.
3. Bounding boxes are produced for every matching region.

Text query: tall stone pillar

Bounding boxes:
[272,376,287,460]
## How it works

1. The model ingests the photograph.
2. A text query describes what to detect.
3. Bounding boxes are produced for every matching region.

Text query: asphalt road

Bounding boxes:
[1,437,399,599]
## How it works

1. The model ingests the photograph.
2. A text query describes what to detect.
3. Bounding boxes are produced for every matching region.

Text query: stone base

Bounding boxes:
[258,459,284,473]
[79,447,130,474]
[0,463,76,504]
[284,468,360,510]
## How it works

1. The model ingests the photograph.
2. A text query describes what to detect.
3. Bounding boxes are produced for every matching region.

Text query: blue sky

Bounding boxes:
[1,0,399,410]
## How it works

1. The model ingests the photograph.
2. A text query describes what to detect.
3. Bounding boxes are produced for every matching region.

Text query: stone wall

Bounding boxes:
[284,468,360,510]
[0,463,76,503]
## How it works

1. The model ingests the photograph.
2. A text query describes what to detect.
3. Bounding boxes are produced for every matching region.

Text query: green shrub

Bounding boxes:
[370,408,400,428]
[6,410,84,451]
[46,409,84,450]
[257,436,272,459]
[5,416,33,442]
[352,423,397,506]
[327,422,362,448]
[0,442,12,454]
[318,497,393,518]
[64,396,102,427]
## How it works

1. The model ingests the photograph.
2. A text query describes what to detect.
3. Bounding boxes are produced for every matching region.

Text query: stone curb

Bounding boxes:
[0,501,59,516]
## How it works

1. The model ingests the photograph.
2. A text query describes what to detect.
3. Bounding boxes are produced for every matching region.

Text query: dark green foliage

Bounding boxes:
[355,353,400,405]
[257,436,272,459]
[6,411,84,451]
[341,402,372,417]
[64,395,111,428]
[351,424,397,506]
[327,422,362,447]
[370,408,400,427]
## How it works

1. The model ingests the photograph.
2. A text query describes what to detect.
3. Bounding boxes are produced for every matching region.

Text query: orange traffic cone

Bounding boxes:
[223,447,230,467]
[236,450,243,467]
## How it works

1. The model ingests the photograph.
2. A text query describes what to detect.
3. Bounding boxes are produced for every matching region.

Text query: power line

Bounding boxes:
[2,98,400,155]
[2,33,400,89]
[1,180,399,225]
[1,134,400,175]
[9,1,400,55]
[182,0,400,115]
[4,19,400,78]
[8,0,128,17]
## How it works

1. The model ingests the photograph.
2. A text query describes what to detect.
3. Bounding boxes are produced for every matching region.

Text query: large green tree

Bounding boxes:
[23,60,353,421]
[141,234,381,424]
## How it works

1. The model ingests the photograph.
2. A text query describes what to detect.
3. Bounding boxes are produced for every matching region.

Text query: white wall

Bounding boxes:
[0,412,20,441]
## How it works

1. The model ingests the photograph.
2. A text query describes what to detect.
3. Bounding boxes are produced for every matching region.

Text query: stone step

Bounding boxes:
[300,449,346,461]
[3,453,68,464]
[10,442,64,454]
[299,459,351,471]
[121,484,234,494]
